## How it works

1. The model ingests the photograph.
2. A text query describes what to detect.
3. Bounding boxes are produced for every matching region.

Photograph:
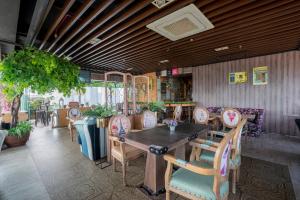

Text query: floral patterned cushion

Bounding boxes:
[207,107,265,137]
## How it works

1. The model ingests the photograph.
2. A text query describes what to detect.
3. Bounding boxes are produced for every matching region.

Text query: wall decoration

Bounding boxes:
[229,72,247,84]
[253,66,268,85]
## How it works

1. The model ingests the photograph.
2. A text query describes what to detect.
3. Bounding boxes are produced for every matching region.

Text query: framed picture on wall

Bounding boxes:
[253,66,268,85]
[229,72,247,84]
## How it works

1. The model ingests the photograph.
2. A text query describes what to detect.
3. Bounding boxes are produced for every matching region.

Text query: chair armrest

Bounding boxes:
[130,129,142,132]
[193,138,220,147]
[109,135,122,142]
[163,154,216,176]
[190,141,218,152]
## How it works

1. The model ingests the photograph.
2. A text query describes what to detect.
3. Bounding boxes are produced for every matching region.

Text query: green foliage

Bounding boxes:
[82,105,116,118]
[143,101,166,112]
[88,81,124,88]
[0,47,84,101]
[29,98,43,110]
[8,121,33,137]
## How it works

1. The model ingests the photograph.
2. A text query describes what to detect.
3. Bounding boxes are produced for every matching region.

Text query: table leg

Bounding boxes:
[143,152,166,195]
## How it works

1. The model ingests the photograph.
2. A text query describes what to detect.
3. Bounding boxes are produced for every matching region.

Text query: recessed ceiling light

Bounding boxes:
[214,46,229,52]
[190,38,194,42]
[159,59,169,63]
[89,38,102,45]
[152,0,175,9]
[65,56,72,60]
[126,68,133,71]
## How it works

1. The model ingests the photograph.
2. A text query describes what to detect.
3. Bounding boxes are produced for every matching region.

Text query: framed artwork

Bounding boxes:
[253,66,268,85]
[229,72,247,84]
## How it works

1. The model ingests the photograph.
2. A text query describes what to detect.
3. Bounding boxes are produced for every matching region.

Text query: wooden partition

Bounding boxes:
[192,51,300,137]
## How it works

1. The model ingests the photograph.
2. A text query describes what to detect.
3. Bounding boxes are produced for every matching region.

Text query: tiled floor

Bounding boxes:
[0,126,299,200]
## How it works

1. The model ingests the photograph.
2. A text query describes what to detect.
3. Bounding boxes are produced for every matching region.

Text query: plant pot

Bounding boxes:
[97,117,110,128]
[169,126,176,132]
[4,133,30,147]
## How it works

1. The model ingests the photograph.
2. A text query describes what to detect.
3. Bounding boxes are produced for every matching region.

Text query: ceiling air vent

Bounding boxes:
[146,4,214,41]
[152,0,175,9]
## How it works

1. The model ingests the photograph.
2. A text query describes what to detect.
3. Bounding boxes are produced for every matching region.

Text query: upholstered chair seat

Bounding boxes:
[170,161,229,200]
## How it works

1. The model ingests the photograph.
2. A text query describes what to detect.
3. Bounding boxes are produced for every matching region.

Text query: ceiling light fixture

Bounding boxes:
[65,56,72,60]
[89,38,102,45]
[126,68,133,71]
[214,46,229,52]
[152,0,175,9]
[159,59,169,63]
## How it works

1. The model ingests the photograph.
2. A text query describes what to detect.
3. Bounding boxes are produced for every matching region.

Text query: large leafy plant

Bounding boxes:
[143,101,166,113]
[82,105,116,118]
[0,47,84,127]
[8,121,33,137]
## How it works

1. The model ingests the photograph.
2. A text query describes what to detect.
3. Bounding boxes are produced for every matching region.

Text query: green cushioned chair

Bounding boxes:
[192,118,247,194]
[170,161,229,200]
[164,129,235,200]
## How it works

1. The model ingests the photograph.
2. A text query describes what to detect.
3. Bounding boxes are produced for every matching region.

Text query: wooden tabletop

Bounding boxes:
[125,123,207,153]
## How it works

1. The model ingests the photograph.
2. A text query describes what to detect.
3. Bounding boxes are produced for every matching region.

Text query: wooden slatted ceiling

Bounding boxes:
[34,0,300,74]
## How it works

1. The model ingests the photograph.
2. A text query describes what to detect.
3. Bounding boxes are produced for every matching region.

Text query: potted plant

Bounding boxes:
[4,121,33,147]
[143,101,166,122]
[0,47,84,146]
[166,119,178,132]
[82,105,116,128]
[0,47,84,127]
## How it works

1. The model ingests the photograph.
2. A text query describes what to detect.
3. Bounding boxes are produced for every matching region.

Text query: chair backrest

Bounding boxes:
[173,105,182,121]
[213,129,234,178]
[193,107,209,124]
[108,115,131,137]
[141,110,157,129]
[221,108,241,129]
[68,107,81,120]
[232,118,247,157]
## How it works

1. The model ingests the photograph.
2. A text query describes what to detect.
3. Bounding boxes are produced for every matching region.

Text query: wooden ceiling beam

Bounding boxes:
[88,9,300,66]
[92,27,300,68]
[77,0,288,64]
[58,0,135,57]
[46,0,95,51]
[39,0,76,49]
[73,0,274,61]
[52,0,114,54]
[66,0,196,58]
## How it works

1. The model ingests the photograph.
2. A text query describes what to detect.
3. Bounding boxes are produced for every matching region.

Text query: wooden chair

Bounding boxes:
[193,106,210,125]
[173,105,182,121]
[67,107,81,142]
[164,129,235,200]
[210,108,241,139]
[141,110,157,129]
[108,114,145,186]
[191,118,247,194]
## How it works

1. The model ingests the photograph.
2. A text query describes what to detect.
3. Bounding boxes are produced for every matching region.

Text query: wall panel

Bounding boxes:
[192,51,300,136]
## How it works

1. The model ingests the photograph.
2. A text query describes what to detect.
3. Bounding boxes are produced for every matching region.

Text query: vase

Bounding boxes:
[4,133,30,147]
[169,126,176,132]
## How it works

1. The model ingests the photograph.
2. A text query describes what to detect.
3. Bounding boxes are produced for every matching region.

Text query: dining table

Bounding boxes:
[125,123,207,196]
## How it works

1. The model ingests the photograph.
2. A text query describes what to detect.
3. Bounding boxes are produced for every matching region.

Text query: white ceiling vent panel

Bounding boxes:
[146,4,214,41]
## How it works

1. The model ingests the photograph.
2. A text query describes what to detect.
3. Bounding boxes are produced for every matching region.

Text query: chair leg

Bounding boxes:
[166,189,170,200]
[232,169,237,194]
[122,160,127,186]
[112,157,116,172]
[237,166,240,182]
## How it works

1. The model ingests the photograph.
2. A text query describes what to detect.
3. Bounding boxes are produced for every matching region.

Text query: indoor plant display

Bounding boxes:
[0,47,84,128]
[82,105,116,128]
[4,121,33,147]
[167,119,178,132]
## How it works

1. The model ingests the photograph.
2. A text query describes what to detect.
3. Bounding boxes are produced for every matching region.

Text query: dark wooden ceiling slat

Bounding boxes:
[57,0,135,57]
[52,0,114,54]
[72,0,286,64]
[39,0,76,49]
[85,3,300,66]
[46,0,95,51]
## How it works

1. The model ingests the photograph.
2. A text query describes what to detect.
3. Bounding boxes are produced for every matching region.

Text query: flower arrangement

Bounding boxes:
[167,119,178,127]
